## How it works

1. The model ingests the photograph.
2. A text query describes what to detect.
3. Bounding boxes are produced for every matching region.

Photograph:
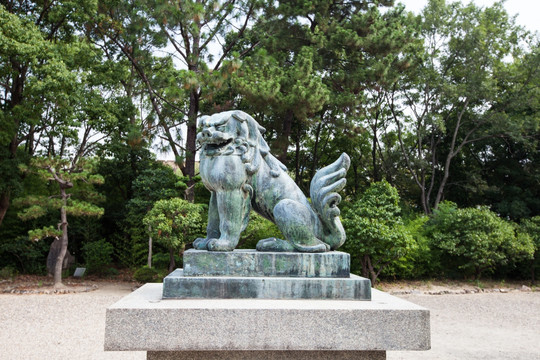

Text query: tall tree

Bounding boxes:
[0,1,96,225]
[232,0,417,187]
[16,157,104,288]
[92,0,260,199]
[387,0,533,214]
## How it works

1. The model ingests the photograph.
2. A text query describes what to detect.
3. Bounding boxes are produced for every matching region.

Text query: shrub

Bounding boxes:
[426,202,534,279]
[143,198,205,271]
[342,180,414,284]
[133,266,159,283]
[381,215,437,279]
[0,266,18,280]
[82,239,114,275]
[238,212,283,249]
[152,252,181,270]
[520,216,540,284]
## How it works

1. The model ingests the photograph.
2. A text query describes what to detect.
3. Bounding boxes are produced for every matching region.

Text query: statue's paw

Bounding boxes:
[256,238,296,252]
[207,238,237,251]
[193,238,213,250]
[292,239,330,253]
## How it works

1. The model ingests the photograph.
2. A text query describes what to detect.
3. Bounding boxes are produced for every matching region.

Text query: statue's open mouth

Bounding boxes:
[204,138,233,154]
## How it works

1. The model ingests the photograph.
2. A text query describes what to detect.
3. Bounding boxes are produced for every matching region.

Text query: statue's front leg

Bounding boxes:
[193,192,220,250]
[207,189,249,251]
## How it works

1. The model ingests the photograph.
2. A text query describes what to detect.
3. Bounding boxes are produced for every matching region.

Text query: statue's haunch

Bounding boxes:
[193,110,350,253]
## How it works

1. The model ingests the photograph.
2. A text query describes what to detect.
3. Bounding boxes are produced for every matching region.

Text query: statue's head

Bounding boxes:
[197,110,286,176]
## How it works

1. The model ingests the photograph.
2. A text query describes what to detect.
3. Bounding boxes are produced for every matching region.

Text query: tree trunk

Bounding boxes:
[474,267,482,281]
[184,88,199,202]
[310,121,322,179]
[147,225,153,268]
[0,190,10,227]
[273,110,293,166]
[168,247,176,273]
[294,126,301,184]
[366,255,378,285]
[531,258,536,286]
[371,115,380,182]
[360,254,369,279]
[54,189,69,288]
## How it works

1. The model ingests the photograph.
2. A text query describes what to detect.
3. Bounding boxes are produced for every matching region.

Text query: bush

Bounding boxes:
[520,216,540,283]
[381,215,437,279]
[238,212,283,249]
[342,180,414,284]
[0,235,48,274]
[0,266,18,280]
[151,252,181,270]
[133,266,159,283]
[426,202,534,279]
[82,239,114,275]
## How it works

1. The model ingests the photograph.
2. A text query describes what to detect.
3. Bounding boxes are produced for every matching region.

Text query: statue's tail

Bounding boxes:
[310,153,350,250]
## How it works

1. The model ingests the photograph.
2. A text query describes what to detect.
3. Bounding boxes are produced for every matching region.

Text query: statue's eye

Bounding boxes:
[216,125,226,131]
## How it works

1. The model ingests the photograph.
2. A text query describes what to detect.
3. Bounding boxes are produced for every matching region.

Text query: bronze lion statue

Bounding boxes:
[193,110,350,253]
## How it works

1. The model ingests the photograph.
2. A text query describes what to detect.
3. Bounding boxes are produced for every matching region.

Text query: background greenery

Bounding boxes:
[0,0,538,284]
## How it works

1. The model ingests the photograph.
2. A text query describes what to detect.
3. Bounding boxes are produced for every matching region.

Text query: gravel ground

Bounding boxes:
[388,292,540,360]
[1,283,539,360]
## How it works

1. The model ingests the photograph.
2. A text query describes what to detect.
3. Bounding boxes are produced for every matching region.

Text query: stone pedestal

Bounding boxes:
[105,249,430,359]
[104,284,430,359]
[147,350,386,359]
[163,249,371,300]
[183,249,351,277]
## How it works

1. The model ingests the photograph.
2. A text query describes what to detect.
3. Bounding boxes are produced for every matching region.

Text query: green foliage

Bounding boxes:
[82,239,114,275]
[144,198,205,252]
[119,165,184,267]
[151,252,181,270]
[342,180,414,284]
[238,212,284,249]
[522,217,540,252]
[426,202,534,279]
[133,266,159,283]
[381,215,436,279]
[0,0,538,285]
[27,226,62,242]
[520,216,540,282]
[0,266,18,280]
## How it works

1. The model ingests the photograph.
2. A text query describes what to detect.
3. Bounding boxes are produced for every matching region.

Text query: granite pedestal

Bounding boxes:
[104,284,430,359]
[105,249,430,359]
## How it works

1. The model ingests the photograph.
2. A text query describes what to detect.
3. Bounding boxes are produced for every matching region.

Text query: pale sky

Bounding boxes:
[399,0,540,33]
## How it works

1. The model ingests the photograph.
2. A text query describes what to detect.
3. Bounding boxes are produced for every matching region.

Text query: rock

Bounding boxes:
[46,238,75,276]
[521,285,532,292]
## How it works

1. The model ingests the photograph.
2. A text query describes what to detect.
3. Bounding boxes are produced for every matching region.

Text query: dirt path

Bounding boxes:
[0,282,539,359]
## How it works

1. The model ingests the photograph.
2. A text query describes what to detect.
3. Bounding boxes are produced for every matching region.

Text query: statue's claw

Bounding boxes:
[193,238,212,250]
[256,238,296,252]
[207,238,237,251]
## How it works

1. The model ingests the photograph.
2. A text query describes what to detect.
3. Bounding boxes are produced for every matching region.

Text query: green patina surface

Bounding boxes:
[183,249,350,278]
[163,269,371,300]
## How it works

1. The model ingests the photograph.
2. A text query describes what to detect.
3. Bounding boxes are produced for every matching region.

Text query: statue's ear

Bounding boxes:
[236,112,271,155]
[198,115,210,128]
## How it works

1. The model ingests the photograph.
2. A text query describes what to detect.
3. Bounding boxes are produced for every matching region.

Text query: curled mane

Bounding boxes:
[231,111,287,177]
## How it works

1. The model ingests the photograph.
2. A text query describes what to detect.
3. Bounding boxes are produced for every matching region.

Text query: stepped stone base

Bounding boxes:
[163,269,371,300]
[165,249,369,300]
[183,249,350,278]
